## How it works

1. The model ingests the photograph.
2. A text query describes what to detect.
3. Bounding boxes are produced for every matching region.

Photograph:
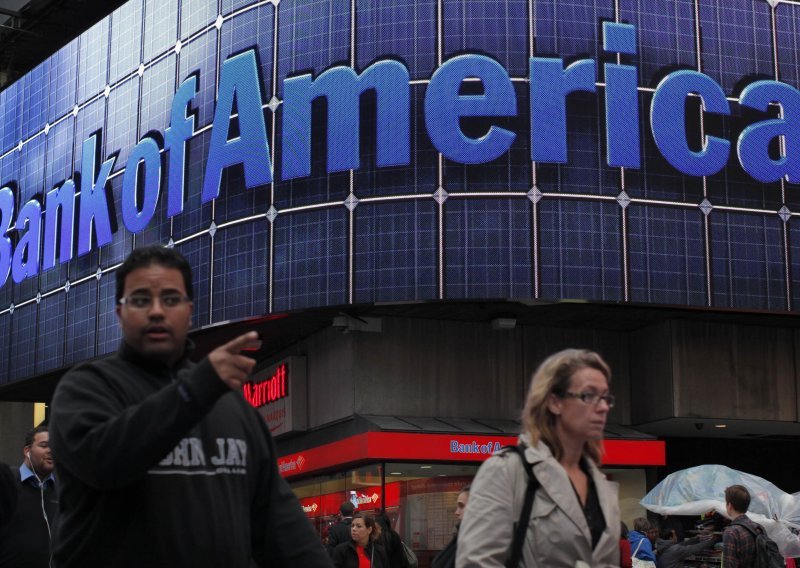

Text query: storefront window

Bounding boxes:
[291,464,384,548]
[290,462,649,566]
[385,463,478,567]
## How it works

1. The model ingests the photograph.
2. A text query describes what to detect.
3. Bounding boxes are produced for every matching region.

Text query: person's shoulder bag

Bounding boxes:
[631,537,656,568]
[502,444,540,568]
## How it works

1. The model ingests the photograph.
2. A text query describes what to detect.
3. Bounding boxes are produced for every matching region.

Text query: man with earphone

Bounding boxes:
[0,424,57,568]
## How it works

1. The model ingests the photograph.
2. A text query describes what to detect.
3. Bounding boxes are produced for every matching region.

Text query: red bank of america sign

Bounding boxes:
[277,432,666,478]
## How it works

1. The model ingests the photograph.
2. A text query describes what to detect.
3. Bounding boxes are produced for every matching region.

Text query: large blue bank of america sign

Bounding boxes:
[0,0,796,383]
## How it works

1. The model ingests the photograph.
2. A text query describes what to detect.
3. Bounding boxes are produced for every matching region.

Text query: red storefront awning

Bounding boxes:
[278,432,665,478]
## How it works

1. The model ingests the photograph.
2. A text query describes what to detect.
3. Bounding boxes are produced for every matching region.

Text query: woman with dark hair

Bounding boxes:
[456,349,621,567]
[332,512,389,568]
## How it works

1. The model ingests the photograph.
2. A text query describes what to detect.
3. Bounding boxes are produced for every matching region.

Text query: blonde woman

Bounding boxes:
[456,349,621,567]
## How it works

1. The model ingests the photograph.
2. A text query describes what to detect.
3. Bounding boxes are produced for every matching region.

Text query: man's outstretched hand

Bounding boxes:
[208,331,259,389]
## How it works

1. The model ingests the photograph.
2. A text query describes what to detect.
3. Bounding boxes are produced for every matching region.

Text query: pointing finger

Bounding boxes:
[223,331,260,354]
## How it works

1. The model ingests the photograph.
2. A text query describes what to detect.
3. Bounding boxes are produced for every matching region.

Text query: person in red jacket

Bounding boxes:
[332,512,389,568]
[620,521,632,568]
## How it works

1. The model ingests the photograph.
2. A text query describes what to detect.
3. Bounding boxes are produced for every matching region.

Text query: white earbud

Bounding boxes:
[26,451,31,460]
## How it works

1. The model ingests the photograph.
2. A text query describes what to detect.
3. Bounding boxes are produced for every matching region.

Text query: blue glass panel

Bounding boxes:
[272,208,348,311]
[0,311,9,383]
[353,200,437,302]
[180,26,218,127]
[539,199,623,301]
[48,42,79,123]
[220,5,273,96]
[44,117,75,196]
[110,0,144,84]
[628,204,706,305]
[144,0,179,63]
[698,0,772,93]
[36,292,66,373]
[532,0,614,58]
[790,220,800,310]
[536,92,616,197]
[19,135,46,201]
[276,0,350,99]
[20,59,50,140]
[97,273,122,356]
[177,237,210,328]
[447,83,530,194]
[357,0,436,79]
[711,212,785,310]
[0,84,21,154]
[775,3,800,88]
[445,198,532,299]
[12,262,38,305]
[443,0,528,76]
[212,220,269,321]
[619,0,695,86]
[222,0,252,15]
[172,129,214,239]
[625,91,704,202]
[181,0,217,40]
[139,55,177,138]
[64,278,98,366]
[106,77,140,168]
[101,175,134,269]
[77,18,110,102]
[10,303,37,379]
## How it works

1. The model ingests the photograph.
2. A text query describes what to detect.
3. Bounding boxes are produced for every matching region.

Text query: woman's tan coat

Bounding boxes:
[456,435,621,568]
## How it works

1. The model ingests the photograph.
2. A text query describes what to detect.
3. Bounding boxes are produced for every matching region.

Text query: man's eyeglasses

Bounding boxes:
[118,294,191,309]
[560,391,616,408]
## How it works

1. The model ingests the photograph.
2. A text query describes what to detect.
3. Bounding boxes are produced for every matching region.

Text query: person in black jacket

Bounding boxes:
[0,426,58,568]
[431,484,470,568]
[654,527,717,568]
[375,511,410,568]
[0,462,17,531]
[332,512,389,568]
[49,245,333,568]
[328,501,356,555]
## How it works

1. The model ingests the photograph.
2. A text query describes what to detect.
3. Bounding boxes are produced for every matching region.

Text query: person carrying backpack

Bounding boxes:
[722,484,784,568]
[456,349,621,567]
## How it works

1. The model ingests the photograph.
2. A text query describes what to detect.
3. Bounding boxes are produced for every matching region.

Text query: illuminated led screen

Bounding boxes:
[0,0,798,385]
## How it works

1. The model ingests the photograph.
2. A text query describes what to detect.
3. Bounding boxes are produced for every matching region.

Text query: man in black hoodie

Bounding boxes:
[50,245,333,568]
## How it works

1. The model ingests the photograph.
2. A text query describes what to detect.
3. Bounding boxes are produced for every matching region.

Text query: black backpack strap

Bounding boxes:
[504,444,540,568]
[731,519,760,538]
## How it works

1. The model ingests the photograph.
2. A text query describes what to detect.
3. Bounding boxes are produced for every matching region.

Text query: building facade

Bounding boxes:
[1,0,800,558]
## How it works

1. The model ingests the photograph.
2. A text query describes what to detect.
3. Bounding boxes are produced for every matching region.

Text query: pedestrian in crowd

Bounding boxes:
[654,527,716,568]
[722,484,764,568]
[619,522,632,568]
[375,511,411,568]
[431,484,470,568]
[0,462,17,531]
[49,245,332,568]
[0,425,57,568]
[647,518,660,557]
[332,512,389,568]
[629,517,656,566]
[456,348,621,567]
[328,501,356,555]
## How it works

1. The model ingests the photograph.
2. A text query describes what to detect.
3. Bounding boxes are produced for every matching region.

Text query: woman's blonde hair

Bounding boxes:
[353,512,382,543]
[521,348,611,463]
